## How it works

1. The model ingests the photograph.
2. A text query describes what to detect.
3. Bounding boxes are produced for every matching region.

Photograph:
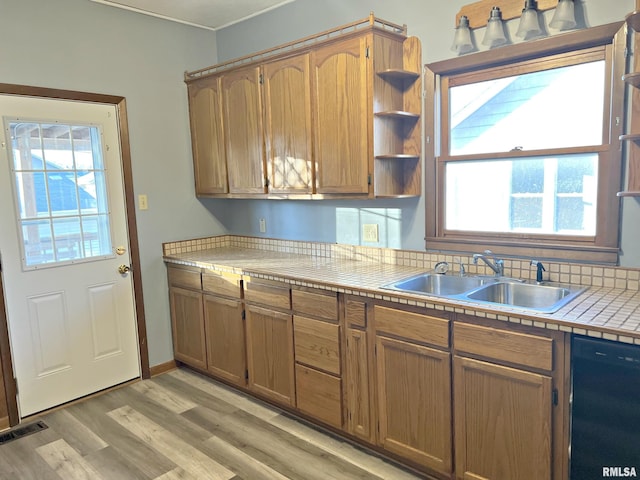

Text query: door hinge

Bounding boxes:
[242,310,246,320]
[552,388,558,406]
[367,174,372,185]
[259,73,264,84]
[264,177,270,188]
[365,46,370,59]
[245,369,249,380]
[14,378,18,395]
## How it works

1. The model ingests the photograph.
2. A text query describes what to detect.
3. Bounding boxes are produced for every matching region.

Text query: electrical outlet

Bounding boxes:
[138,194,148,210]
[259,218,266,233]
[362,224,379,243]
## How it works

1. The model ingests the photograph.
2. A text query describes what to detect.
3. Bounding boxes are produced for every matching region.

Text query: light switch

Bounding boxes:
[259,218,266,233]
[138,194,148,210]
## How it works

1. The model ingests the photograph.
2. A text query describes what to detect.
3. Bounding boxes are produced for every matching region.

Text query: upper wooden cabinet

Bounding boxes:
[263,55,314,194]
[312,36,370,195]
[222,66,266,194]
[186,77,227,195]
[184,14,422,199]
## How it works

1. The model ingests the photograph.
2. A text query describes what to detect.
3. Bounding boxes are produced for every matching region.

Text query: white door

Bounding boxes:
[0,95,140,417]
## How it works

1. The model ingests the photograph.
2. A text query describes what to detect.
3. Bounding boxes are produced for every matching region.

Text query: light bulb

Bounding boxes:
[482,7,508,48]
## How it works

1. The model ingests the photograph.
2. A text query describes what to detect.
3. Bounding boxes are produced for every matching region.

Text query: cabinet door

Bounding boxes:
[345,327,372,442]
[245,305,295,406]
[222,66,266,194]
[454,355,552,480]
[187,76,228,195]
[169,286,206,370]
[263,55,313,194]
[203,294,246,386]
[312,36,370,194]
[376,336,452,474]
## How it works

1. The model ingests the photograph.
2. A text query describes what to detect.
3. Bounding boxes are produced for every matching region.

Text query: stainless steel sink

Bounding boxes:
[382,272,585,313]
[465,281,585,313]
[383,273,495,297]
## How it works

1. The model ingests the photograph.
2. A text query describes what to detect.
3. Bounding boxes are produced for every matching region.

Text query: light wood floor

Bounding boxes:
[0,368,426,480]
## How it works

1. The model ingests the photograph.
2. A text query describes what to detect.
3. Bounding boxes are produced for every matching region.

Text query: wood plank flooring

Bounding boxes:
[0,368,426,480]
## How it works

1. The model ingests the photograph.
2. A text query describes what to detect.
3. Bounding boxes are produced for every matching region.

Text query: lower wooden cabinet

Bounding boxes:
[169,286,207,370]
[345,326,373,442]
[453,355,553,480]
[203,294,246,386]
[166,263,570,480]
[295,364,342,427]
[376,335,452,474]
[245,304,295,406]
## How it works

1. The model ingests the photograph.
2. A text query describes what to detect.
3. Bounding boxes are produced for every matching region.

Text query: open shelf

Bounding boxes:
[377,69,420,81]
[375,154,420,160]
[623,72,640,87]
[626,11,640,32]
[619,133,640,142]
[375,110,420,119]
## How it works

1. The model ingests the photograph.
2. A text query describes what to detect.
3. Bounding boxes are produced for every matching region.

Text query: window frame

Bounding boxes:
[424,22,626,265]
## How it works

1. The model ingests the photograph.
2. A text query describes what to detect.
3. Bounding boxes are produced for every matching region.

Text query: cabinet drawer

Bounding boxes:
[292,289,338,322]
[295,364,342,428]
[374,305,449,349]
[453,322,553,371]
[294,316,340,375]
[202,270,241,298]
[167,265,201,290]
[345,298,367,328]
[244,278,290,310]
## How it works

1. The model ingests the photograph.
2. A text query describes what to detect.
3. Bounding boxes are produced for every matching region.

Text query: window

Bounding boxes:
[8,121,113,268]
[425,23,626,264]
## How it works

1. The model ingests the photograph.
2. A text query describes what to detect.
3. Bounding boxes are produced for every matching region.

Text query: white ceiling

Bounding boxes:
[90,0,298,31]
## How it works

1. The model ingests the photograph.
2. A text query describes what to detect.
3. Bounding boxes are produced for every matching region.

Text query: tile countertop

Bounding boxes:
[164,246,640,345]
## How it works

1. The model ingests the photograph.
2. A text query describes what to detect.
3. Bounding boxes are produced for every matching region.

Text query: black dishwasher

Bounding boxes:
[571,336,640,479]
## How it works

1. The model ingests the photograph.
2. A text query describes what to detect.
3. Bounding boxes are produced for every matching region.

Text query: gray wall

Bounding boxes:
[212,0,640,264]
[0,0,221,367]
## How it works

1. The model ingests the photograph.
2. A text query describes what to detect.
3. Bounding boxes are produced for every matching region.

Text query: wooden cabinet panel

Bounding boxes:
[167,265,201,290]
[187,76,228,195]
[345,298,367,328]
[295,364,342,428]
[263,55,314,194]
[291,289,338,322]
[202,270,241,299]
[203,295,246,386]
[376,335,452,474]
[345,327,372,442]
[0,357,8,430]
[243,278,290,310]
[222,66,266,194]
[245,305,295,406]
[169,286,206,369]
[293,315,340,375]
[312,36,370,194]
[454,355,552,480]
[374,305,449,348]
[454,322,554,371]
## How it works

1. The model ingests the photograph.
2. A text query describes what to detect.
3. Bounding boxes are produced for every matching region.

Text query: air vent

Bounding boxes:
[0,421,48,445]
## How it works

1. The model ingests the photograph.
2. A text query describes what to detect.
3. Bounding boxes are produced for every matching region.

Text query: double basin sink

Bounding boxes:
[382,273,586,314]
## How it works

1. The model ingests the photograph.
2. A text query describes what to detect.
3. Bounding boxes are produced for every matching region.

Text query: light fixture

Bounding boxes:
[451,15,475,54]
[549,0,577,31]
[482,6,508,49]
[516,0,544,40]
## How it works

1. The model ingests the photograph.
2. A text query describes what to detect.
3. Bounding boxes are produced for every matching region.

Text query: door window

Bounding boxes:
[7,121,113,269]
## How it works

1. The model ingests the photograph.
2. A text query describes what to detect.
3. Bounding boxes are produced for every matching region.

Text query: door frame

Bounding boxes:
[0,83,150,426]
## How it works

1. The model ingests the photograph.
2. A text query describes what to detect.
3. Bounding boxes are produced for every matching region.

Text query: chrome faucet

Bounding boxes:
[472,250,504,276]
